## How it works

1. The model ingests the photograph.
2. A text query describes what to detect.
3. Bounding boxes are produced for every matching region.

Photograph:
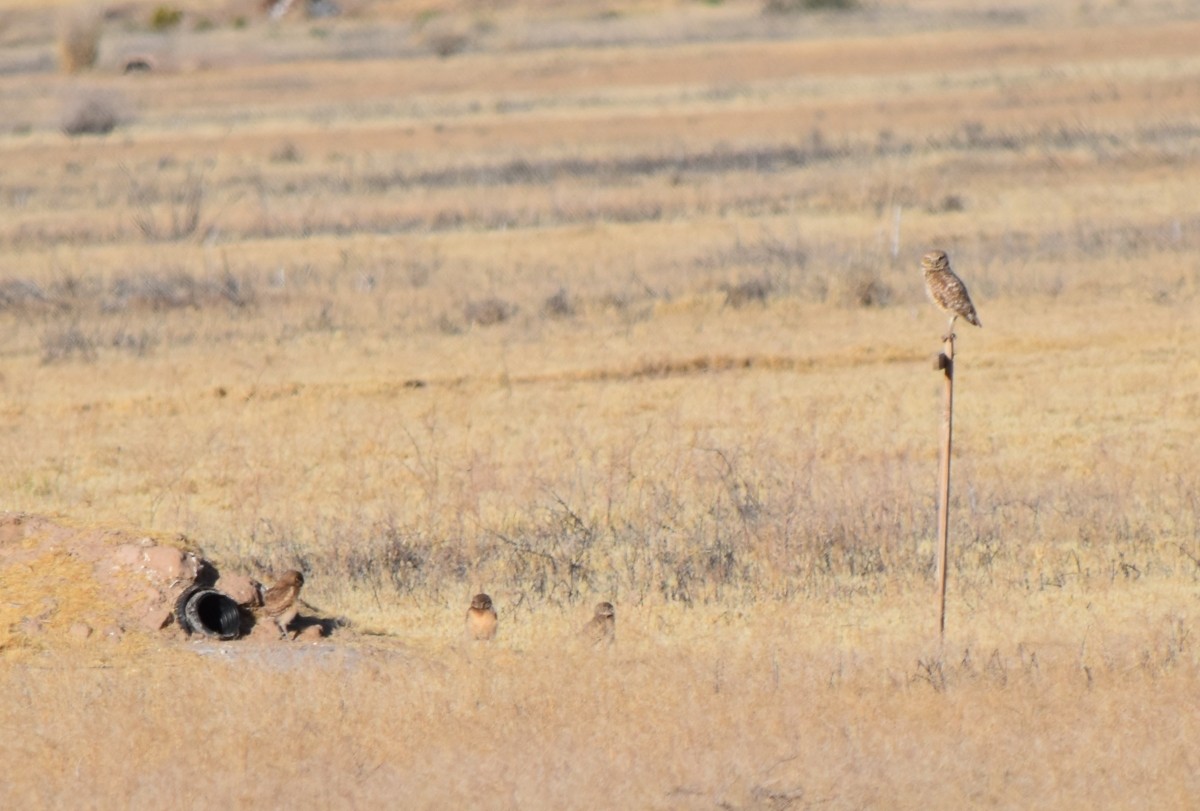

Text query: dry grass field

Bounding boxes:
[2,0,1200,807]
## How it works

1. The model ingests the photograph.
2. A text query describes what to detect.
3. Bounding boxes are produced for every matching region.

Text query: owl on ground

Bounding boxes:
[466,593,498,641]
[922,250,981,337]
[259,570,304,639]
[581,601,615,646]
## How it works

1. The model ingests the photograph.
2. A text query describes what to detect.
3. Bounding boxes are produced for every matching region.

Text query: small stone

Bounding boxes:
[142,545,186,579]
[216,574,263,607]
[68,622,93,640]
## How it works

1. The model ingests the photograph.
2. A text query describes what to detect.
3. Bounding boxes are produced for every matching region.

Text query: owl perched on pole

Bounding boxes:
[922,250,981,338]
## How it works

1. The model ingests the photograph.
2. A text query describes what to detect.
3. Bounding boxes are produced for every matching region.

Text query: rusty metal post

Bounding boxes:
[934,333,955,640]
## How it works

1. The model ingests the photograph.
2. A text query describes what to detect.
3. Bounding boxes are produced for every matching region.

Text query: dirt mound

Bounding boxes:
[0,512,331,655]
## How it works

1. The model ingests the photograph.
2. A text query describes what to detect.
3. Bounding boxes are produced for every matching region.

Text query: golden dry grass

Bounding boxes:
[2,0,1200,807]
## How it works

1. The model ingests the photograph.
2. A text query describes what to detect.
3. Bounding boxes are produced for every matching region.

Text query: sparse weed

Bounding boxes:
[127,166,207,241]
[40,324,96,364]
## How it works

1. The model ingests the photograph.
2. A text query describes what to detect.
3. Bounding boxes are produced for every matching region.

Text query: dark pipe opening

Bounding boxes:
[175,586,241,640]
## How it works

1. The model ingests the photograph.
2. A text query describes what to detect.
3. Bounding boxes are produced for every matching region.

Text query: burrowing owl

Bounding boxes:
[581,601,615,646]
[466,593,498,641]
[922,250,981,337]
[259,570,304,639]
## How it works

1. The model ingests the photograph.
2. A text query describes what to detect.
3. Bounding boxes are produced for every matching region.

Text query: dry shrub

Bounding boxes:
[109,327,159,357]
[463,296,517,327]
[721,275,774,308]
[61,91,123,137]
[128,168,206,241]
[270,141,303,164]
[832,266,892,308]
[0,269,257,319]
[541,288,575,319]
[435,313,464,335]
[57,6,101,74]
[424,28,471,58]
[695,234,807,276]
[0,279,58,315]
[932,194,967,213]
[41,325,96,364]
[103,270,256,313]
[764,0,857,11]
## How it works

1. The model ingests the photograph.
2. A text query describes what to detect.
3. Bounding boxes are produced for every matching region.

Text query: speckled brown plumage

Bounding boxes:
[260,570,304,639]
[923,250,981,337]
[581,601,615,646]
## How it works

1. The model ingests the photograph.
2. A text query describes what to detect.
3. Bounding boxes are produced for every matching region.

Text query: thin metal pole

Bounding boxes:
[935,333,955,640]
